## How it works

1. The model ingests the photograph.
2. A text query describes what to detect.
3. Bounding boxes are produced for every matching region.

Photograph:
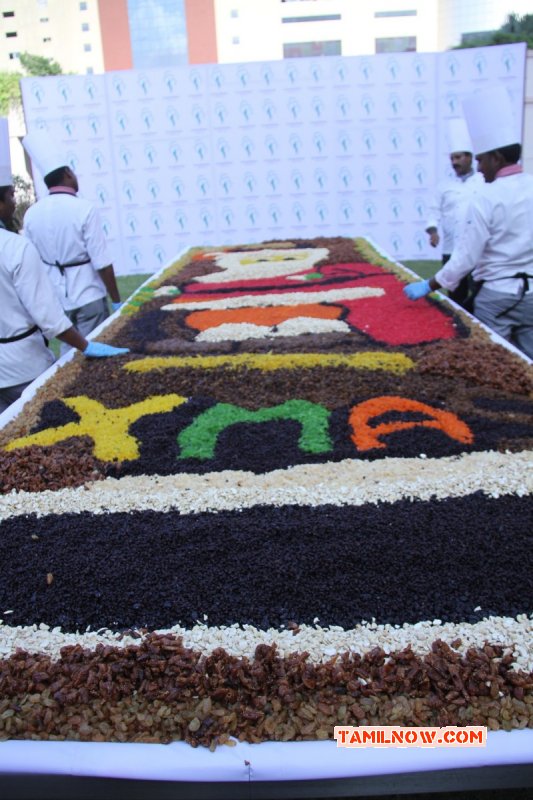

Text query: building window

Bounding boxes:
[374,10,417,17]
[128,0,188,70]
[82,22,90,31]
[42,37,51,42]
[84,43,92,51]
[375,36,416,53]
[8,52,19,59]
[79,1,87,9]
[232,36,240,44]
[230,9,238,17]
[87,67,94,74]
[284,40,341,58]
[461,31,496,46]
[39,17,49,22]
[5,31,17,38]
[283,15,341,23]
[2,11,15,17]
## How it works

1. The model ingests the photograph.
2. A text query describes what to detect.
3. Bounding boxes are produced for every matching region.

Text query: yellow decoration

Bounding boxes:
[125,352,414,375]
[4,394,187,462]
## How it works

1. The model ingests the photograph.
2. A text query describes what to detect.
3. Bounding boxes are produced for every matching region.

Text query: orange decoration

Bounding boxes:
[349,396,474,451]
[185,304,342,331]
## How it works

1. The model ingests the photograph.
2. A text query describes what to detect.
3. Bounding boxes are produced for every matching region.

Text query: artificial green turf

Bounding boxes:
[116,272,153,300]
[402,260,439,280]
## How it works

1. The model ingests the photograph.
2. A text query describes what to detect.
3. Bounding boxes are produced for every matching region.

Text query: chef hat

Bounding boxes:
[0,118,13,186]
[462,85,521,155]
[446,116,472,154]
[22,129,68,179]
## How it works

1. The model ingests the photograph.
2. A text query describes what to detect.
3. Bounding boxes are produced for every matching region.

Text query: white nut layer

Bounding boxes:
[0,450,531,521]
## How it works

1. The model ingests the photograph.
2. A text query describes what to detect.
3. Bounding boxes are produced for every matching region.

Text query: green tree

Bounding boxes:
[0,52,63,114]
[12,174,35,221]
[19,52,62,76]
[455,13,533,49]
[0,71,23,115]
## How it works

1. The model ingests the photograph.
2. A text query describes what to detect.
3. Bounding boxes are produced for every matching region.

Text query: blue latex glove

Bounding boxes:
[83,341,129,358]
[111,302,123,312]
[403,279,432,300]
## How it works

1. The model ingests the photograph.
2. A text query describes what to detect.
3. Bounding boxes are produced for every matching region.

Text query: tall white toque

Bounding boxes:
[462,85,521,156]
[446,116,473,154]
[22,129,68,179]
[0,117,13,186]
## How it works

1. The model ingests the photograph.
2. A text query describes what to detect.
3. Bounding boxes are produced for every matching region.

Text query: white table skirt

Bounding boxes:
[0,731,532,783]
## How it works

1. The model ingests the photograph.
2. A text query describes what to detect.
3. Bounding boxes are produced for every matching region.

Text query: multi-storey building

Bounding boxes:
[212,0,439,63]
[0,0,105,74]
[1,0,531,75]
[2,1,532,180]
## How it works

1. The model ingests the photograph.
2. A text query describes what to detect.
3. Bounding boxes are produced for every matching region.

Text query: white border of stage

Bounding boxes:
[0,731,532,783]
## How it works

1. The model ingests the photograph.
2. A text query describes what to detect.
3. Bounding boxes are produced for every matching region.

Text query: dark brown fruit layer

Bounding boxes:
[1,637,531,748]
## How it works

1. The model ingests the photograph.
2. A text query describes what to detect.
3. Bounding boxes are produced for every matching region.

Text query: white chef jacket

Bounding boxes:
[426,170,484,255]
[23,189,111,312]
[435,170,533,295]
[0,227,72,388]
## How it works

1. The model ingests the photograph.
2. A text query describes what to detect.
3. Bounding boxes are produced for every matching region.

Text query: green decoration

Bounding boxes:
[178,400,332,460]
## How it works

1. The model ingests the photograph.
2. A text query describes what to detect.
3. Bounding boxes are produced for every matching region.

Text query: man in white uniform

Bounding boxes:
[405,87,533,360]
[0,120,128,413]
[22,131,122,350]
[425,117,484,309]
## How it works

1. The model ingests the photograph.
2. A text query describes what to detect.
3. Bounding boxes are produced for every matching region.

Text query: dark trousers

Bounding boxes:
[442,254,474,311]
[60,297,109,355]
[0,380,32,414]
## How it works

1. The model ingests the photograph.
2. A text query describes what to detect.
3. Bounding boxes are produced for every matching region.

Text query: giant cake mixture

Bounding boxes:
[0,237,532,748]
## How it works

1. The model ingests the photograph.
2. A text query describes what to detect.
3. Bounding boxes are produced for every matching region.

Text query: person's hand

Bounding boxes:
[111,302,123,312]
[403,280,432,301]
[429,231,439,247]
[83,341,129,357]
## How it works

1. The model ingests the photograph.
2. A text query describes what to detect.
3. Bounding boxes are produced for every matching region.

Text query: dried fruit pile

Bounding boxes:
[0,237,532,748]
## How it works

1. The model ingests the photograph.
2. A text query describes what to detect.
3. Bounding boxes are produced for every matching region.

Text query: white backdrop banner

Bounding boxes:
[20,44,526,275]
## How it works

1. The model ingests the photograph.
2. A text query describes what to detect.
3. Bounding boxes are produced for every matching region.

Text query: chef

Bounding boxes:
[0,119,128,413]
[405,86,533,360]
[22,129,122,352]
[425,116,484,309]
